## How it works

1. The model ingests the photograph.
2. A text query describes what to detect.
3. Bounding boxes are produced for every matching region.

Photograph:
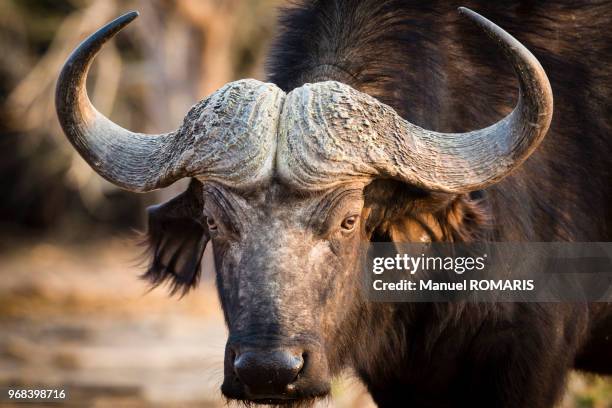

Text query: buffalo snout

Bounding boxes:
[222,342,331,404]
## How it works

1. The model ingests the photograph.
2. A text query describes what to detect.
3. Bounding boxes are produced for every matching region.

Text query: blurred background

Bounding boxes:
[0,0,609,407]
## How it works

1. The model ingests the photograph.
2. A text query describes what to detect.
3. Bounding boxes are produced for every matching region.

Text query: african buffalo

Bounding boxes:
[56,1,612,406]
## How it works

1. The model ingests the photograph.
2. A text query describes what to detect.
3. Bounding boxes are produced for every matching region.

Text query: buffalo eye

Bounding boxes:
[206,216,218,231]
[340,215,358,232]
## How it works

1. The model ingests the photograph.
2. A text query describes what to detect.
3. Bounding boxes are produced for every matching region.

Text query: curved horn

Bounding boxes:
[56,12,284,191]
[278,8,553,193]
[55,11,179,192]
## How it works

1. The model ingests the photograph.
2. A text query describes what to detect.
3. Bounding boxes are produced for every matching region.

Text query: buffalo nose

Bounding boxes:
[233,349,304,395]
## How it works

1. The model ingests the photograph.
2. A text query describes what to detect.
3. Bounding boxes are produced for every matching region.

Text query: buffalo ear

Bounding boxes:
[141,179,209,294]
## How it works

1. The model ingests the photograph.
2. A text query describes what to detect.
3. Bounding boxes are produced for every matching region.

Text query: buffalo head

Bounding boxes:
[55,8,552,405]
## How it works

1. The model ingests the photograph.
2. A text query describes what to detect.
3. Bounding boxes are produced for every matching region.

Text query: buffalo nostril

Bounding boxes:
[301,352,308,367]
[233,349,304,395]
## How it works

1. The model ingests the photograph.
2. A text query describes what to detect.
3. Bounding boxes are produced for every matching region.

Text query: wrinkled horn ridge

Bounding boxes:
[56,12,285,191]
[278,8,553,193]
[58,8,552,194]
